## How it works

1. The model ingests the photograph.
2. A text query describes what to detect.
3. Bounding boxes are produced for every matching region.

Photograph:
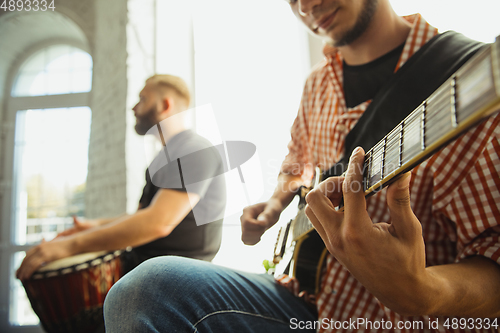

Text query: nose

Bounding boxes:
[132,102,139,112]
[298,0,322,16]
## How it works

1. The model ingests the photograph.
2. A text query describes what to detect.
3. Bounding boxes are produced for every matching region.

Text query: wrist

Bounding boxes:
[270,185,300,211]
[267,197,285,214]
[92,218,107,227]
[67,234,83,256]
[378,268,444,316]
[400,268,448,316]
[419,266,453,316]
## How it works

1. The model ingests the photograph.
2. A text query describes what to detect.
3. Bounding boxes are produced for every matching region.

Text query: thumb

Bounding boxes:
[386,172,420,236]
[73,215,82,227]
[386,172,412,216]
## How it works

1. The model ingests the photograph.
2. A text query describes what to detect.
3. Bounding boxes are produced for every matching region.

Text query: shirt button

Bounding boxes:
[324,286,333,294]
[337,124,346,132]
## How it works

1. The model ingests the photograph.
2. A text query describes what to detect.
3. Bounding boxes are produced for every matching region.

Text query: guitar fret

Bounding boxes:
[420,101,426,151]
[364,150,372,191]
[381,137,387,178]
[401,107,421,165]
[456,55,497,124]
[493,36,500,96]
[450,76,458,127]
[398,124,403,168]
[369,141,383,186]
[384,129,400,177]
[426,84,451,129]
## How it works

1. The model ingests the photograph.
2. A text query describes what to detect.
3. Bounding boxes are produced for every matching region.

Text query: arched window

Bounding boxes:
[12,45,92,96]
[3,44,92,328]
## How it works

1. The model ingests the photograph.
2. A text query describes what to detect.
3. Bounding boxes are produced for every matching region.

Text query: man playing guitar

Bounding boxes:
[104,1,500,331]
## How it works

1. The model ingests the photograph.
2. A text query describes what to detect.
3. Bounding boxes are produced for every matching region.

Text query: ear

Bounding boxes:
[160,97,174,116]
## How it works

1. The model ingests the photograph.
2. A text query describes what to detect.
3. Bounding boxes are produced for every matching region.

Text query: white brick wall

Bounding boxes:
[125,0,156,214]
[85,0,129,218]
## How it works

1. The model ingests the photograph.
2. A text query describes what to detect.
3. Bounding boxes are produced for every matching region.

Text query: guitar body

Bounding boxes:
[274,223,327,295]
[273,190,328,295]
[292,230,327,295]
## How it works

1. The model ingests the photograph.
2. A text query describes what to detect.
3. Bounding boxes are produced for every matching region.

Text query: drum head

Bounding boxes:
[37,251,115,273]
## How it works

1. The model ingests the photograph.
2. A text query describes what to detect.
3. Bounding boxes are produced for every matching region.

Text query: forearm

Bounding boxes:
[70,209,170,254]
[424,256,500,318]
[269,173,305,209]
[94,214,128,226]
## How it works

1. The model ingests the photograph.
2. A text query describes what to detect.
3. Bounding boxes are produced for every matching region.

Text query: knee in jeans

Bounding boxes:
[105,256,211,312]
[107,256,197,297]
[104,273,136,314]
[104,258,163,311]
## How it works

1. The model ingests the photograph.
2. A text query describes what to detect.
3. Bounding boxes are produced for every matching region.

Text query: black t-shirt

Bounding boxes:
[343,43,405,108]
[133,130,226,263]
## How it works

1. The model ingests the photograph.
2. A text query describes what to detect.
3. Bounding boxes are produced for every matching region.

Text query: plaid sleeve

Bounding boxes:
[434,113,500,265]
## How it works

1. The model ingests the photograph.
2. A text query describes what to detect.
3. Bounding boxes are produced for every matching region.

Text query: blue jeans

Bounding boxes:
[103,256,317,332]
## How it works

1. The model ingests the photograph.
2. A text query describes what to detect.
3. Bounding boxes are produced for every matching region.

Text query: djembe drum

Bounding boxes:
[22,251,123,333]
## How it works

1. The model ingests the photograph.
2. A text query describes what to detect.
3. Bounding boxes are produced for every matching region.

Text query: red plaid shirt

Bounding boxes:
[279,14,500,332]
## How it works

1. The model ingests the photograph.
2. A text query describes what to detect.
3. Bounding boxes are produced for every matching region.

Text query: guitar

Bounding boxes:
[272,35,500,295]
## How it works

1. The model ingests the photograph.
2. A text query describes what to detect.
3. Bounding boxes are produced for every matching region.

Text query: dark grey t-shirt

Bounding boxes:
[133,130,226,262]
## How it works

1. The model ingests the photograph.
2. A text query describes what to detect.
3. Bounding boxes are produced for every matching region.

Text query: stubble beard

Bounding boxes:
[134,105,159,135]
[332,0,379,47]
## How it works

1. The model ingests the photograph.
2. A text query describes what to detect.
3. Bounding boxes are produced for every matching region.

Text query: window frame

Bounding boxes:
[0,40,92,331]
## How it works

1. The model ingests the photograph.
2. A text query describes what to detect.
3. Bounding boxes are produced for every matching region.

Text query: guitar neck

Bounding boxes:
[291,36,500,242]
[364,37,500,196]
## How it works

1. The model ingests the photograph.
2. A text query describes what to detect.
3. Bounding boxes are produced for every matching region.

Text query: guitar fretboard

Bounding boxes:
[363,39,500,195]
[291,36,500,242]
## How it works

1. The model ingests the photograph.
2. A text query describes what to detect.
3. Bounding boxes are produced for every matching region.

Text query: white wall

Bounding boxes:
[186,0,311,273]
[390,0,500,43]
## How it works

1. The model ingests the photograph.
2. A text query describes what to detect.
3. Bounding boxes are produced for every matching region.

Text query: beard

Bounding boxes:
[333,0,379,47]
[134,105,159,135]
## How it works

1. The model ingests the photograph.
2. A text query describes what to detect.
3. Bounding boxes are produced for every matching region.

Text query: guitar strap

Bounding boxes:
[322,31,485,179]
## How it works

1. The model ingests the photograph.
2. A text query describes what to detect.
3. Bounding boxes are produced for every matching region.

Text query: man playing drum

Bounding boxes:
[17,74,226,279]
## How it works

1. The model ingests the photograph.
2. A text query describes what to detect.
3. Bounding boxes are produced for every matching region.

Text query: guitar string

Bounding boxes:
[295,89,457,233]
[294,46,498,237]
[365,113,484,184]
[364,98,450,173]
[364,58,495,171]
[296,89,454,233]
[363,83,492,184]
[297,96,492,236]
[368,65,493,160]
[345,47,496,182]
[329,47,496,184]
